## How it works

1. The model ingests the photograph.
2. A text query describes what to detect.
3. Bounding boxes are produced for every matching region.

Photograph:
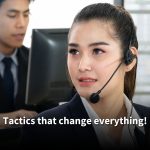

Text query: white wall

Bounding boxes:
[23,0,113,47]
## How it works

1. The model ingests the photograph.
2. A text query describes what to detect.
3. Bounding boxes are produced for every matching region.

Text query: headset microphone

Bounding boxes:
[89,62,122,103]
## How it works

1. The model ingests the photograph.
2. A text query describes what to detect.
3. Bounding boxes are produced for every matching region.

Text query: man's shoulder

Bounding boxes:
[18,45,29,53]
[17,45,29,60]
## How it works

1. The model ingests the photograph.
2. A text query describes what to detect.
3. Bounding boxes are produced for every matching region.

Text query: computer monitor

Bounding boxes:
[25,28,74,105]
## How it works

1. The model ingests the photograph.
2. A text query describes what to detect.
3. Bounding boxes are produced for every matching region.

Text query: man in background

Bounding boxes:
[0,0,37,146]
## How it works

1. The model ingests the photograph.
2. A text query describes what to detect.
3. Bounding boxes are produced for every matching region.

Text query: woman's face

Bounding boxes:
[67,20,126,100]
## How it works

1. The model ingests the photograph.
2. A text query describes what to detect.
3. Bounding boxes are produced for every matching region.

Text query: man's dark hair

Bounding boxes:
[0,0,34,5]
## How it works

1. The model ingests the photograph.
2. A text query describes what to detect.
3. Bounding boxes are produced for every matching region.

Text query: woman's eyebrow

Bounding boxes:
[68,41,109,48]
[68,43,79,47]
[89,42,109,47]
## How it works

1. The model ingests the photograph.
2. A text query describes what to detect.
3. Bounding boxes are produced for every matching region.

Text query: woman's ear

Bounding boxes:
[125,47,138,72]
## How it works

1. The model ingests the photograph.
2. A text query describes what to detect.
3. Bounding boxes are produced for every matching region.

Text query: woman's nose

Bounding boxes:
[78,56,92,72]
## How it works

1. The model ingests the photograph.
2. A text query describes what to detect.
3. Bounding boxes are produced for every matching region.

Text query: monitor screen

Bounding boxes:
[25,28,74,105]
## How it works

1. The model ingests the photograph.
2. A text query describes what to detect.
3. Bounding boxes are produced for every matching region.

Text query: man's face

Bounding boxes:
[0,0,30,55]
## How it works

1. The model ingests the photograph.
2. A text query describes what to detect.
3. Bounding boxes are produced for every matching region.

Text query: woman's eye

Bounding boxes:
[93,48,104,55]
[68,49,79,55]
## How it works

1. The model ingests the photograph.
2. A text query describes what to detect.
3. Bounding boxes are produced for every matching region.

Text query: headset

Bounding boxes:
[88,20,138,147]
[89,47,138,146]
[124,49,136,65]
[89,49,137,103]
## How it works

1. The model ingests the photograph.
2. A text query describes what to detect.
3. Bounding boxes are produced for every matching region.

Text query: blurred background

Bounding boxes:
[23,0,150,106]
[124,0,150,106]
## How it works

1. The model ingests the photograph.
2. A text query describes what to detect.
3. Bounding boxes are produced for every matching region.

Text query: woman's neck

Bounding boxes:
[90,92,127,144]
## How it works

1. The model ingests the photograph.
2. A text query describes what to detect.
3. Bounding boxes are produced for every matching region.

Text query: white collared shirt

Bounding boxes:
[0,49,18,97]
[81,94,145,149]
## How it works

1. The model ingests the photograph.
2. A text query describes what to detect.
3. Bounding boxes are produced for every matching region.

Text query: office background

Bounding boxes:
[23,0,150,106]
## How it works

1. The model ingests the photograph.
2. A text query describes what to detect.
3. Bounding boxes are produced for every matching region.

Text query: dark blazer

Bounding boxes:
[0,46,29,113]
[21,94,150,149]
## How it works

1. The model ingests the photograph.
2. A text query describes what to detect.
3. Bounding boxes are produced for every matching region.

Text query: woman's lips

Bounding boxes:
[78,77,97,87]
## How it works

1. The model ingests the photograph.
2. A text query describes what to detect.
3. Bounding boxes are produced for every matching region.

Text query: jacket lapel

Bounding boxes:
[67,94,100,148]
[15,46,29,108]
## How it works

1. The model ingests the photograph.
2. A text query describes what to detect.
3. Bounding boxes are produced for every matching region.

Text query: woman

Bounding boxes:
[22,3,150,149]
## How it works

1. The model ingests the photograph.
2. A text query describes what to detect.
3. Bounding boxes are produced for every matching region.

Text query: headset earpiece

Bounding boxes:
[124,50,136,65]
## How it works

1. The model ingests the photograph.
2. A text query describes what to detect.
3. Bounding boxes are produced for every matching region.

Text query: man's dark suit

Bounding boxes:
[0,46,30,147]
[0,46,29,113]
[21,93,150,149]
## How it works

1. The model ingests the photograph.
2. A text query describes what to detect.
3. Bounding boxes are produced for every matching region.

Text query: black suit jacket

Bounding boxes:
[0,46,29,112]
[21,94,150,149]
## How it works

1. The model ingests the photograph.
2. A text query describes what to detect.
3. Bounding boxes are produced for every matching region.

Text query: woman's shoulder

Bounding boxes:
[38,93,82,119]
[133,103,150,116]
[38,102,70,119]
[133,103,150,126]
